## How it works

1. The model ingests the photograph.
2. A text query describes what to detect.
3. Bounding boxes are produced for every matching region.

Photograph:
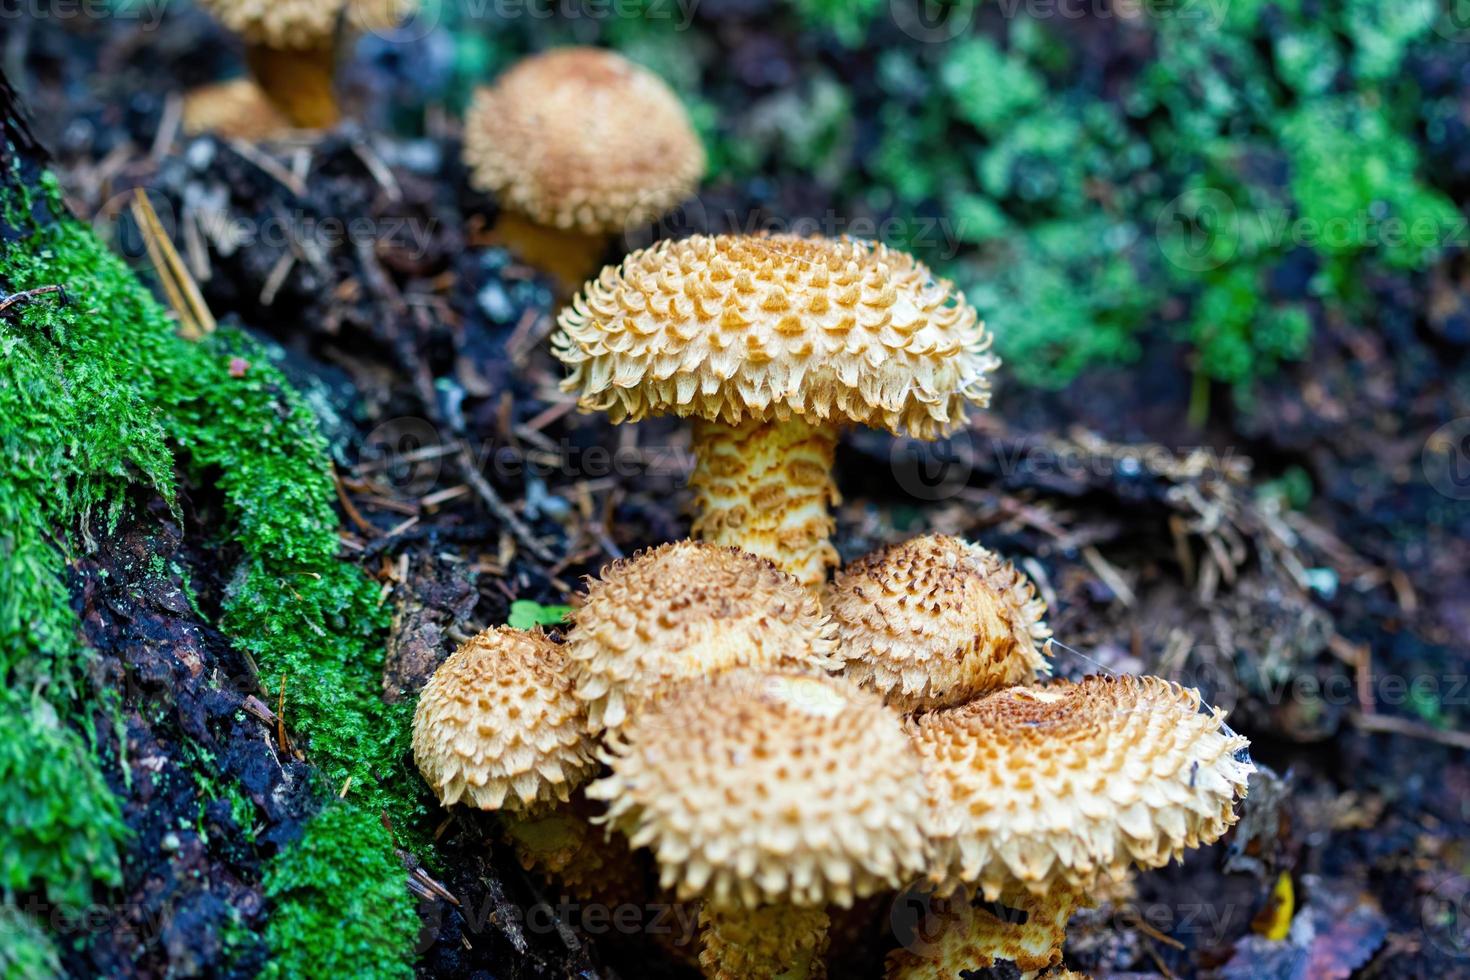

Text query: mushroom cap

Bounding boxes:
[412,627,597,812]
[198,0,414,46]
[197,0,343,48]
[827,534,1052,712]
[565,540,839,732]
[910,675,1254,899]
[590,669,932,908]
[463,47,705,235]
[554,234,998,438]
[182,80,290,141]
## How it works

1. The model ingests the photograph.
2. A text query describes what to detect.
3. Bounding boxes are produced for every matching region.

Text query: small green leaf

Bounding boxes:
[507,600,574,630]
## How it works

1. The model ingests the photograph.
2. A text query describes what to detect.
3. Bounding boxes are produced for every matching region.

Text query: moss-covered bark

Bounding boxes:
[1,73,418,977]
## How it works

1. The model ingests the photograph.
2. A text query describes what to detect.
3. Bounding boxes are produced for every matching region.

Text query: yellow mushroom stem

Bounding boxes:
[245,41,340,129]
[688,415,839,590]
[491,211,610,300]
[500,795,648,911]
[698,904,831,980]
[886,886,1085,979]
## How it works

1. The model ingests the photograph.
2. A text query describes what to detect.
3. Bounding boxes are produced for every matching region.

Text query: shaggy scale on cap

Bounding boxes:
[554,233,998,438]
[196,0,342,48]
[412,627,596,812]
[910,675,1254,900]
[828,534,1052,712]
[463,47,705,234]
[565,540,839,731]
[590,670,931,909]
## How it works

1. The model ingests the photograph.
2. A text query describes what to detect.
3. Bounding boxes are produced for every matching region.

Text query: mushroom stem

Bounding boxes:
[885,886,1083,979]
[245,41,340,129]
[698,904,830,979]
[501,794,646,911]
[689,415,839,590]
[491,211,609,300]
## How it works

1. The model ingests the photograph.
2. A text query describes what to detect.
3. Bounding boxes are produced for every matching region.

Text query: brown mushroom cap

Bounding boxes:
[910,675,1253,900]
[828,534,1052,712]
[463,47,705,235]
[590,669,932,908]
[555,233,998,438]
[412,627,596,812]
[565,540,839,731]
[182,79,290,141]
[196,0,343,48]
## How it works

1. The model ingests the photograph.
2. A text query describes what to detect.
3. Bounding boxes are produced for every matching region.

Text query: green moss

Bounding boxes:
[0,691,124,908]
[260,805,419,980]
[0,903,63,980]
[1,173,416,972]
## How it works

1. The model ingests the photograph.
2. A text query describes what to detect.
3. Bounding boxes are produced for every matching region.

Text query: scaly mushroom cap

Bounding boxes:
[197,0,343,48]
[555,234,998,438]
[828,534,1052,712]
[181,79,290,141]
[911,675,1254,900]
[198,0,413,44]
[565,540,839,732]
[412,627,596,812]
[463,47,705,235]
[591,670,932,908]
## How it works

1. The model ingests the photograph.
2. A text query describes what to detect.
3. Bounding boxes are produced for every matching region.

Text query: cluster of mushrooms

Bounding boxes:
[408,60,1256,976]
[173,32,1256,979]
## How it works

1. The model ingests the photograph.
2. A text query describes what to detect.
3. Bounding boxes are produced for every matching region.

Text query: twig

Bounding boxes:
[0,284,66,316]
[1350,712,1470,751]
[457,443,557,564]
[130,188,216,337]
[276,671,290,754]
[332,464,378,536]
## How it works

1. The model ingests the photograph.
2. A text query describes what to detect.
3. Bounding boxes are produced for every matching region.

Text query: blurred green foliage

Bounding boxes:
[442,0,1462,399]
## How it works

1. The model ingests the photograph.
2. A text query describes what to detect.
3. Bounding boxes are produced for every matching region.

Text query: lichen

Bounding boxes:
[0,169,417,974]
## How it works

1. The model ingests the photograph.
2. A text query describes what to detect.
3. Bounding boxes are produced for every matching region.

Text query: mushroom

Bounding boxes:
[888,676,1254,977]
[181,79,290,142]
[554,234,999,589]
[590,669,932,978]
[413,626,631,898]
[412,626,596,812]
[564,540,839,734]
[193,0,415,129]
[827,533,1052,712]
[463,47,705,295]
